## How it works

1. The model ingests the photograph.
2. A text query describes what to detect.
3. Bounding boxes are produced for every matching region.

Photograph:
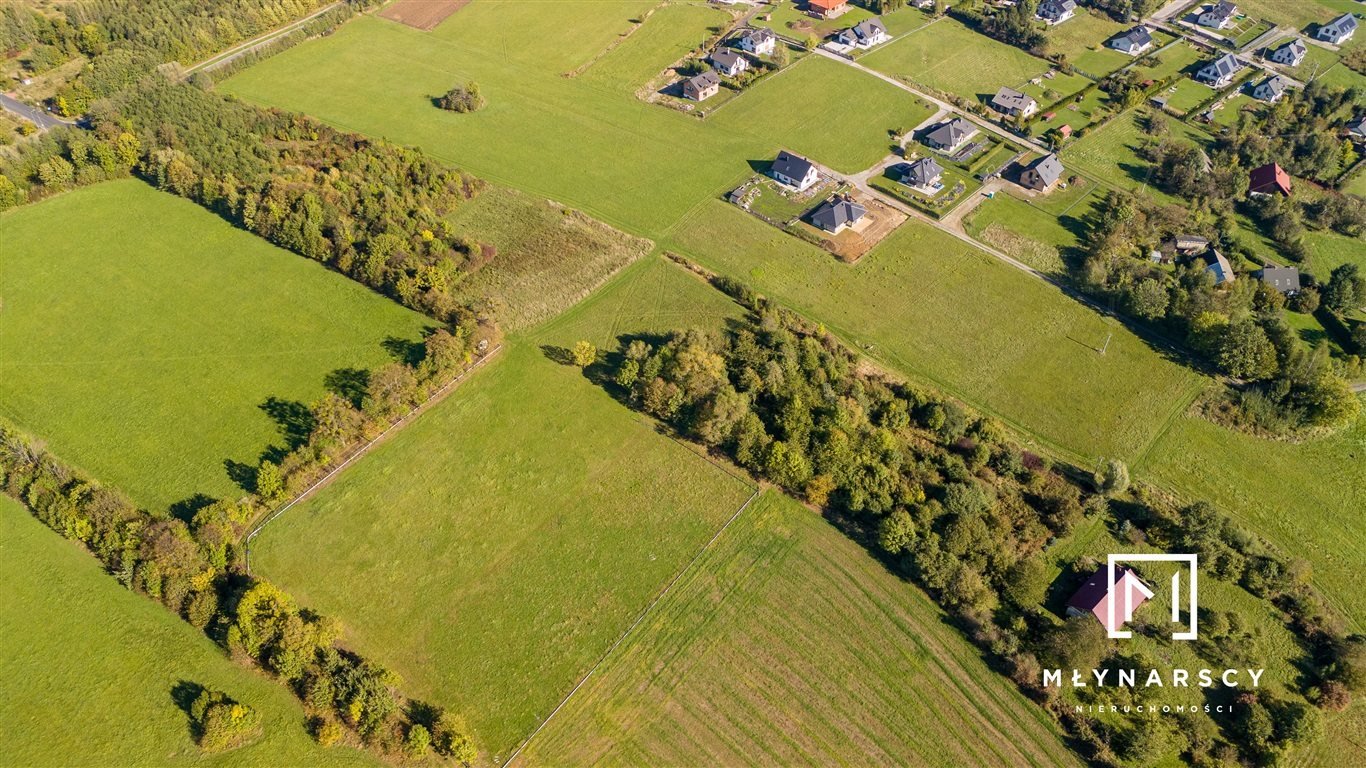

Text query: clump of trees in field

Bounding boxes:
[601,277,1365,765]
[437,81,485,113]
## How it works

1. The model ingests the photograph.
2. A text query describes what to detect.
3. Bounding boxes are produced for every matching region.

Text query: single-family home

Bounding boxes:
[990,86,1038,118]
[710,50,749,78]
[737,27,777,56]
[1256,265,1301,294]
[1066,566,1153,633]
[909,0,935,7]
[1316,13,1358,45]
[1268,38,1306,67]
[1248,162,1292,196]
[1036,0,1077,25]
[1252,74,1291,103]
[923,117,978,152]
[901,157,945,193]
[807,0,849,20]
[770,150,820,192]
[835,18,889,49]
[1347,116,1366,143]
[1174,234,1210,253]
[1195,53,1243,87]
[809,195,867,233]
[1021,153,1064,191]
[1107,26,1154,55]
[682,70,721,101]
[1202,248,1235,284]
[1197,1,1238,30]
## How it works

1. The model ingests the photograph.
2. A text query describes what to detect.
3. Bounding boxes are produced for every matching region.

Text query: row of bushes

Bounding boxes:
[0,320,494,761]
[600,268,1364,766]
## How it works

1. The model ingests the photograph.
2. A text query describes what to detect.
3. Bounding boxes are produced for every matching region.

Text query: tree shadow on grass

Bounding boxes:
[170,680,206,741]
[168,494,217,525]
[224,459,258,495]
[540,345,576,366]
[324,368,370,409]
[260,397,313,451]
[383,335,428,367]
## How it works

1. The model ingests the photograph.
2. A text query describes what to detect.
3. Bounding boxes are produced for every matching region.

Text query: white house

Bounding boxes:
[1195,53,1243,87]
[1316,14,1358,46]
[1268,38,1306,67]
[990,86,1038,118]
[1197,1,1237,30]
[1036,0,1077,25]
[737,27,776,56]
[770,150,820,192]
[1107,26,1154,56]
[1252,75,1291,103]
[835,18,889,49]
[709,50,749,78]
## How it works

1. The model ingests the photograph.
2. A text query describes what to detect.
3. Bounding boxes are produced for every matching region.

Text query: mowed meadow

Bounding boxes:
[0,498,377,768]
[520,491,1080,767]
[0,180,432,512]
[251,255,755,756]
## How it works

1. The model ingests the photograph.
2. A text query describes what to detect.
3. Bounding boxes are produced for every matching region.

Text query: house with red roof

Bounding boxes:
[807,0,849,19]
[1066,565,1154,632]
[1248,162,1291,196]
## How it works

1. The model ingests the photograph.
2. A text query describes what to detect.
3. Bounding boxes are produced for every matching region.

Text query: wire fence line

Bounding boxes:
[243,343,504,573]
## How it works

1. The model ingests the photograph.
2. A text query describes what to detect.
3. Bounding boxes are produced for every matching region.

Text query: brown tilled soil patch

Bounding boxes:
[378,0,471,30]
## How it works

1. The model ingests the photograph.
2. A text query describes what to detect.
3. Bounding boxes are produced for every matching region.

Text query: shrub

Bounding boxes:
[437,81,486,113]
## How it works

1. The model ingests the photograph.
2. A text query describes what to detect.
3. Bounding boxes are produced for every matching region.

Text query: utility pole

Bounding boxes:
[1100,332,1113,356]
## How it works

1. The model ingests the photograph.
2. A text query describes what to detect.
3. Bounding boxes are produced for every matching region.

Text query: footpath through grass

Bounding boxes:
[521,491,1081,767]
[252,255,754,757]
[0,180,431,513]
[0,497,376,767]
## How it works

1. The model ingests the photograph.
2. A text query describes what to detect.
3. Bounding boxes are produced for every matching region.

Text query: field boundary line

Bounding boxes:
[243,343,503,573]
[503,483,764,767]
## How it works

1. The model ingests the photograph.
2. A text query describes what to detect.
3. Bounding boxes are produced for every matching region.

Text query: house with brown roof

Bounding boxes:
[1248,162,1291,196]
[1066,566,1154,633]
[682,70,721,101]
[807,0,849,19]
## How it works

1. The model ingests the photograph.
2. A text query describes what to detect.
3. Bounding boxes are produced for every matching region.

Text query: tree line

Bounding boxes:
[599,272,1364,766]
[0,322,491,761]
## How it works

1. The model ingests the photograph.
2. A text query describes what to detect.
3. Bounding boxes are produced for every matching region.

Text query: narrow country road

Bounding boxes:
[0,93,73,131]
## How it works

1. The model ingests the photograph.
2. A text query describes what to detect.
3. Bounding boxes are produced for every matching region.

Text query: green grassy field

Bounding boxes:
[862,16,1056,103]
[520,491,1081,767]
[665,199,1204,464]
[963,185,1103,275]
[0,498,376,767]
[1135,411,1366,630]
[1045,9,1129,73]
[576,1,732,88]
[1063,107,1212,203]
[0,180,431,513]
[252,255,754,756]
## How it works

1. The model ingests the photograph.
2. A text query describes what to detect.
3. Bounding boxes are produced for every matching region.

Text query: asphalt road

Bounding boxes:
[0,93,72,131]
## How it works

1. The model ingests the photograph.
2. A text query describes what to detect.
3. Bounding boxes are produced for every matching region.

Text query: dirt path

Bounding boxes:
[182,2,344,76]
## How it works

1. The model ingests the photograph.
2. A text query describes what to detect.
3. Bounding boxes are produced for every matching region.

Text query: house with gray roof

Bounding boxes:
[922,117,978,152]
[1348,116,1366,143]
[1202,249,1234,284]
[1196,53,1243,87]
[1316,14,1358,45]
[770,150,820,191]
[1252,74,1291,103]
[835,18,889,49]
[900,157,944,193]
[737,27,776,56]
[1036,0,1077,25]
[1268,38,1306,67]
[1021,153,1064,191]
[990,87,1038,118]
[1256,265,1300,294]
[1108,26,1154,55]
[709,50,749,77]
[809,195,867,233]
[682,70,721,101]
[1197,2,1237,30]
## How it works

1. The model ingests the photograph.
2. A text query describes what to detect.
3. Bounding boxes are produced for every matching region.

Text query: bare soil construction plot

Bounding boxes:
[378,0,469,30]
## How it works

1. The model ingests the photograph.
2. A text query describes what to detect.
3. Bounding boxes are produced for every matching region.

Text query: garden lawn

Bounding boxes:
[1063,107,1211,204]
[1044,9,1130,75]
[665,200,1204,464]
[0,180,431,513]
[1135,411,1366,631]
[251,255,754,757]
[861,17,1054,103]
[0,498,376,767]
[1304,230,1366,280]
[520,491,1081,768]
[576,1,732,89]
[962,187,1103,275]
